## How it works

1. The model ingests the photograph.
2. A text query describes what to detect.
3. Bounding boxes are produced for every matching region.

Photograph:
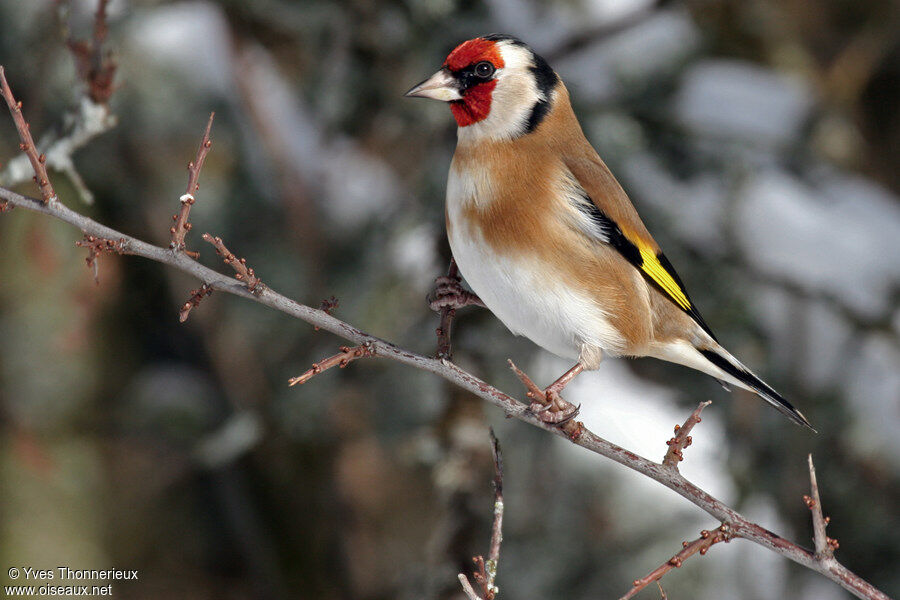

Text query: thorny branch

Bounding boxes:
[656,582,667,600]
[75,234,126,284]
[459,429,505,600]
[171,113,214,255]
[288,344,374,386]
[0,188,889,600]
[179,283,214,323]
[2,2,117,204]
[458,574,482,600]
[620,525,734,600]
[806,455,839,561]
[487,429,504,587]
[0,70,890,600]
[663,400,711,468]
[202,233,264,293]
[0,95,116,205]
[0,67,57,203]
[65,0,116,105]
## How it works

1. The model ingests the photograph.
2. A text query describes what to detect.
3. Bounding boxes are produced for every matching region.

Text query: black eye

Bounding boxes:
[474,61,495,78]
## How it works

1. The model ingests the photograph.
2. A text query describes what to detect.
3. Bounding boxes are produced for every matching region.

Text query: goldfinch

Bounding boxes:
[407,34,812,430]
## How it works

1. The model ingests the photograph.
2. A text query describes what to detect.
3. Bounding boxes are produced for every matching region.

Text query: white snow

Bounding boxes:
[620,152,729,254]
[534,354,735,505]
[128,4,402,231]
[128,2,233,94]
[557,10,701,102]
[389,222,440,289]
[233,45,402,230]
[737,170,900,319]
[844,335,900,468]
[675,60,813,146]
[486,0,655,53]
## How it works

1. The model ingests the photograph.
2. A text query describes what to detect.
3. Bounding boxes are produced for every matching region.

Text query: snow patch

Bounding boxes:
[737,170,900,318]
[675,60,813,146]
[534,354,734,505]
[128,2,233,94]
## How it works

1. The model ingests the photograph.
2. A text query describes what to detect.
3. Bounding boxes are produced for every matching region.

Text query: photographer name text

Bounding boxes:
[5,567,139,597]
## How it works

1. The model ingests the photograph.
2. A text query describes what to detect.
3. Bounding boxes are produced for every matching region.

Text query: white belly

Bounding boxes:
[446,170,626,363]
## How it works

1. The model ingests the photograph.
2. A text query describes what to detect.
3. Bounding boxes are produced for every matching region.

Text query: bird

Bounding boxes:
[406,34,813,430]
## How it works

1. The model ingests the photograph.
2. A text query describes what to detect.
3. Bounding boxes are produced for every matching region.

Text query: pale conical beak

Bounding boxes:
[405,69,462,102]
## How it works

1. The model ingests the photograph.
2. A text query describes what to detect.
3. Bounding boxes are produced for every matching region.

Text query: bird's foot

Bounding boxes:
[527,396,581,424]
[428,274,485,313]
[508,360,581,425]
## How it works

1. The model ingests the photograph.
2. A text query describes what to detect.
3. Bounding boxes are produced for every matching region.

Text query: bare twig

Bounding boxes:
[458,573,483,600]
[0,96,116,205]
[459,429,505,600]
[471,557,494,600]
[74,233,126,284]
[170,113,214,254]
[0,185,890,600]
[805,455,839,561]
[620,524,733,600]
[288,344,374,386]
[663,401,711,469]
[179,283,214,323]
[2,2,117,204]
[202,233,264,293]
[0,67,57,203]
[66,0,117,105]
[487,429,503,581]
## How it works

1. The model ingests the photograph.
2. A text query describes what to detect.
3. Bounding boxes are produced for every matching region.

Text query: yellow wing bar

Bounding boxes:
[637,245,691,310]
[567,191,715,337]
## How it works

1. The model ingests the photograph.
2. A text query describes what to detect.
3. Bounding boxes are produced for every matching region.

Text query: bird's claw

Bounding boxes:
[428,276,484,312]
[433,275,458,288]
[527,398,580,424]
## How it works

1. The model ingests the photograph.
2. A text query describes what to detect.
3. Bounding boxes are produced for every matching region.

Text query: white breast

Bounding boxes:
[446,163,626,365]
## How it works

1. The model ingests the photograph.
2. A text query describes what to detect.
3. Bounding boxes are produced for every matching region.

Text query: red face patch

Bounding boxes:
[449,80,497,127]
[444,38,505,72]
[443,38,506,127]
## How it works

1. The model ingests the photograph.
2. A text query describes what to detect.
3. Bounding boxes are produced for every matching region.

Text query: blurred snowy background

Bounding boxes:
[0,0,898,598]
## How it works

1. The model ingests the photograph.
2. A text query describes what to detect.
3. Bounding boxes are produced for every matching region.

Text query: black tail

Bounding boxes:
[698,348,815,431]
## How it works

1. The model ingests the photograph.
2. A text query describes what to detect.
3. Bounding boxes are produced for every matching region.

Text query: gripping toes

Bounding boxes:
[428,276,484,312]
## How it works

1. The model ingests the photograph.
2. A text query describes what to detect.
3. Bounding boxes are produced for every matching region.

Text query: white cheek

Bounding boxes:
[456,53,543,143]
[458,76,535,143]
